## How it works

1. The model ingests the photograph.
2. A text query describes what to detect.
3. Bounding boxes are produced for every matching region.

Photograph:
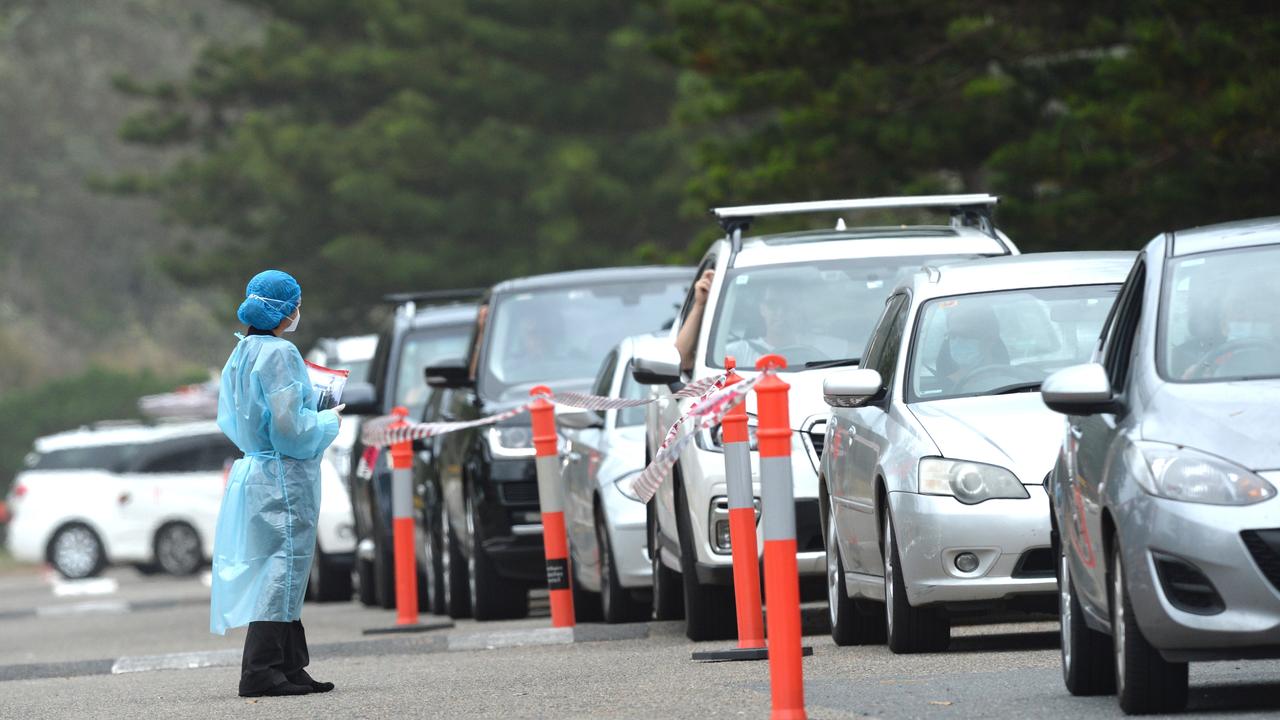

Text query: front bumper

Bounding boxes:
[1116,492,1280,661]
[888,486,1056,607]
[476,456,547,585]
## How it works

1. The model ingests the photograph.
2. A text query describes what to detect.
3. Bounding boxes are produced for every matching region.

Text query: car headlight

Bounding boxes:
[613,471,643,502]
[1128,442,1276,506]
[696,417,759,453]
[918,458,1029,504]
[487,425,536,458]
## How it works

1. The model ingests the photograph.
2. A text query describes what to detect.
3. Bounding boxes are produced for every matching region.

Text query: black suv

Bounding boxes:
[343,293,479,608]
[418,267,691,620]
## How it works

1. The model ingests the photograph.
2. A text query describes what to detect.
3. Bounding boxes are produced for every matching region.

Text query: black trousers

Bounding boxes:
[239,620,313,694]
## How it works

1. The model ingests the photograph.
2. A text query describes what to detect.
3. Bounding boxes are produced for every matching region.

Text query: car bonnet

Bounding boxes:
[908,393,1063,485]
[1140,378,1280,472]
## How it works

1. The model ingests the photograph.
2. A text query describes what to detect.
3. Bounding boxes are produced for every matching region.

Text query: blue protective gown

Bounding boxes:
[210,335,340,635]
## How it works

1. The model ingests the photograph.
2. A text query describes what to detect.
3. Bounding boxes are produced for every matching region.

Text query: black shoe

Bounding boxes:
[240,681,314,698]
[286,670,334,693]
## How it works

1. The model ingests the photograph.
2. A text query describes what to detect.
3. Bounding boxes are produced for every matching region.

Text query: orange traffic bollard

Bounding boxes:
[692,356,766,662]
[530,386,575,628]
[755,354,807,720]
[363,408,453,636]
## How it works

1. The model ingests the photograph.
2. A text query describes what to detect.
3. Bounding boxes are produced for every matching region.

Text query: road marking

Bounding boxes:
[200,570,212,588]
[446,626,574,651]
[50,577,119,597]
[112,649,240,675]
[36,600,130,617]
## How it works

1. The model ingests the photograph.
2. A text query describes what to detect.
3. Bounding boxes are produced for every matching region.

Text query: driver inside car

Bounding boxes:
[935,303,1010,393]
[1182,279,1279,379]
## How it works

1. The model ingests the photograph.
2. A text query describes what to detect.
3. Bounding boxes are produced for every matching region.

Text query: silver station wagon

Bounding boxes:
[820,252,1132,653]
[1045,218,1280,715]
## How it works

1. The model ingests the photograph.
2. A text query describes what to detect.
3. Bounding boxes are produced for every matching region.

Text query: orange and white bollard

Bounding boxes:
[364,408,452,635]
[530,386,575,628]
[692,356,767,662]
[755,354,807,720]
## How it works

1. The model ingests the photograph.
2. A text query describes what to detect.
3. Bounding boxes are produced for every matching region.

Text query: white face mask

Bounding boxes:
[284,309,300,333]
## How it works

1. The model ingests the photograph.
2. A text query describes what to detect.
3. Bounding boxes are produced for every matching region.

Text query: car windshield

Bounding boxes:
[395,326,471,418]
[481,279,686,401]
[706,255,981,369]
[26,443,144,474]
[1160,245,1280,382]
[909,285,1120,402]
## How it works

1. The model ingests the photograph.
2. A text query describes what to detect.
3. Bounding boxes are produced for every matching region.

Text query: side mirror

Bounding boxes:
[342,382,378,416]
[424,359,472,390]
[823,368,883,408]
[1041,363,1121,415]
[558,409,604,431]
[631,341,681,386]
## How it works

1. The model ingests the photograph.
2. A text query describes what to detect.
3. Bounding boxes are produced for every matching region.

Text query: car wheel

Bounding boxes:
[1060,539,1114,695]
[154,522,203,576]
[373,539,396,610]
[356,554,377,606]
[49,523,105,580]
[307,547,353,602]
[827,503,886,646]
[421,498,447,615]
[597,504,648,624]
[649,503,684,621]
[1111,543,1188,714]
[571,557,603,623]
[674,482,736,641]
[441,498,471,619]
[465,492,528,621]
[883,511,949,653]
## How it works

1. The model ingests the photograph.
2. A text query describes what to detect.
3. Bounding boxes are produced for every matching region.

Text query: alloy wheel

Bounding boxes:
[826,506,840,627]
[883,516,895,635]
[1113,549,1127,693]
[441,505,455,609]
[598,518,614,617]
[1060,549,1073,673]
[53,526,100,579]
[157,524,201,575]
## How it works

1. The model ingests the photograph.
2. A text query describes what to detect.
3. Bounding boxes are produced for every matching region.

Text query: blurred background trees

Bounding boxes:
[1,0,1278,491]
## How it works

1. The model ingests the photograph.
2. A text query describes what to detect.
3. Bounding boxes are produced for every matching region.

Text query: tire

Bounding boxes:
[308,547,354,602]
[154,522,203,576]
[826,503,886,646]
[1111,543,1188,714]
[674,482,736,641]
[356,555,377,606]
[373,541,396,610]
[571,559,603,623]
[421,499,447,615]
[649,502,684,621]
[441,499,471,619]
[49,523,106,579]
[883,512,949,653]
[465,492,528,621]
[597,505,648,624]
[1059,539,1114,695]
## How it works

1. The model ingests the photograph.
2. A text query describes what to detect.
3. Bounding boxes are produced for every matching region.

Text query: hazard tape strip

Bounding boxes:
[628,372,767,504]
[359,374,728,448]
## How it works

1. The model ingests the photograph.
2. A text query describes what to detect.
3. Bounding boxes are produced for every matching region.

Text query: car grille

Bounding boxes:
[1011,547,1055,578]
[795,499,823,552]
[1241,529,1280,593]
[498,481,540,506]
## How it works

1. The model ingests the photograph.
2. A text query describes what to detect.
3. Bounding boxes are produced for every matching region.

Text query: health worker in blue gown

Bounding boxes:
[211,270,343,698]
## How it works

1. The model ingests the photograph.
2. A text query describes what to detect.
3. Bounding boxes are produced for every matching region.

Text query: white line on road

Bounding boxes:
[446,626,574,652]
[111,649,240,675]
[36,600,130,617]
[51,577,119,597]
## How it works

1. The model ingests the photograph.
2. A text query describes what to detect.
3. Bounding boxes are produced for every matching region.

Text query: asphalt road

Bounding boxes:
[0,565,1277,719]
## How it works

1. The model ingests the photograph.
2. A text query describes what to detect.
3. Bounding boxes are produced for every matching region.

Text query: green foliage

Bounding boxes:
[118,0,698,336]
[0,366,205,495]
[658,0,1280,251]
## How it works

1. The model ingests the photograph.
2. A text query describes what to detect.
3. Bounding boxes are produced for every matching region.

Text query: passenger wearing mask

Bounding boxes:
[211,270,343,697]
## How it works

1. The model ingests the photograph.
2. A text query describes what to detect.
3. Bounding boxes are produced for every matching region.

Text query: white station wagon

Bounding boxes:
[6,421,238,578]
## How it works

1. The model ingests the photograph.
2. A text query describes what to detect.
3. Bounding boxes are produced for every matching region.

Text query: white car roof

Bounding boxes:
[34,421,223,453]
[731,226,1013,268]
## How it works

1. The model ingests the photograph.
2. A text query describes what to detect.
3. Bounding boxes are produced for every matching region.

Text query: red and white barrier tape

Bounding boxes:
[359,375,726,448]
[628,371,769,504]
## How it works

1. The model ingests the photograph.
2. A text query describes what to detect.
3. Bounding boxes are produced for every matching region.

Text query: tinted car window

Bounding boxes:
[27,443,143,473]
[481,279,688,401]
[138,435,238,473]
[909,285,1119,402]
[395,326,472,419]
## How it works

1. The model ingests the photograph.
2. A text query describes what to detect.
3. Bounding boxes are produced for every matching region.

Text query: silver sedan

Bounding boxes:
[820,252,1132,653]
[1045,217,1280,714]
[560,334,655,623]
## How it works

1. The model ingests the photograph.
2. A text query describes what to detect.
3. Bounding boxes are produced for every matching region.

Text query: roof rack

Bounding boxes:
[382,289,486,306]
[712,194,1004,262]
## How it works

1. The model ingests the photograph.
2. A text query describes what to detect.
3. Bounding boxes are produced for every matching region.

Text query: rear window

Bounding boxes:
[26,443,144,474]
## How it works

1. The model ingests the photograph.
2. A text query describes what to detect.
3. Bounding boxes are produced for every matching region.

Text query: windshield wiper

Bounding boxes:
[990,381,1043,395]
[802,357,860,369]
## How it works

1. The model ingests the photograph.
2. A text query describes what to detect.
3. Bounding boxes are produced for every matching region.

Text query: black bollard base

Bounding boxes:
[691,645,814,662]
[362,619,455,636]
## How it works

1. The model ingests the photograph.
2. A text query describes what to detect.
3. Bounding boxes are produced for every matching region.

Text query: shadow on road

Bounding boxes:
[947,630,1060,653]
[1189,681,1280,714]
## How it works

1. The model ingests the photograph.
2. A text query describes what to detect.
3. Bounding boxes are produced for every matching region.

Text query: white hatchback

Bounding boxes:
[6,421,238,579]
